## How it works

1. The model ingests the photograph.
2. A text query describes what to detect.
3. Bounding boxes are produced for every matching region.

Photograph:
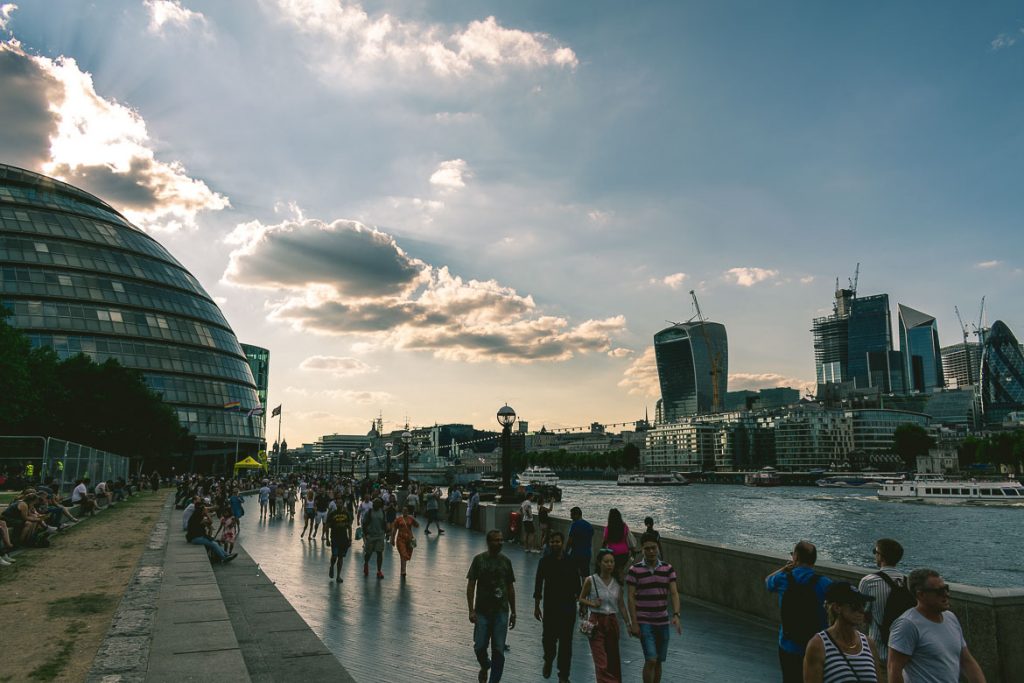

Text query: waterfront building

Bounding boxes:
[775,405,853,470]
[643,417,719,472]
[723,387,800,412]
[921,388,979,431]
[812,285,893,389]
[867,349,906,394]
[241,343,269,430]
[0,164,262,464]
[941,341,982,389]
[980,320,1024,425]
[846,408,929,468]
[642,411,776,472]
[898,304,944,392]
[654,320,728,421]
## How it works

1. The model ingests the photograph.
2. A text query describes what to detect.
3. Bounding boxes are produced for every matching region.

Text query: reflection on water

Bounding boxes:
[556,482,1024,588]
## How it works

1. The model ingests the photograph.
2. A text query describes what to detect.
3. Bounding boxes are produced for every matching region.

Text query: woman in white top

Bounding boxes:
[578,549,631,682]
[803,581,882,683]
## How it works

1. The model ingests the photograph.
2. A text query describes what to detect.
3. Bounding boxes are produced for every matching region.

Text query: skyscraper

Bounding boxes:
[654,321,728,422]
[812,283,893,390]
[898,304,944,393]
[241,343,270,430]
[940,342,982,389]
[980,320,1024,424]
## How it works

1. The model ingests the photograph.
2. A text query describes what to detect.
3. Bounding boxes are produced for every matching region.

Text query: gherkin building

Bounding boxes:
[0,164,262,466]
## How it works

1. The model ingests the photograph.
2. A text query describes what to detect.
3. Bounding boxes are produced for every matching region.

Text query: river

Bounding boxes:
[553,481,1023,588]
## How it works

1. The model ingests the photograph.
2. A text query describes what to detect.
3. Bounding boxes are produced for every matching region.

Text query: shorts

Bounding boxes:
[364,537,385,554]
[304,507,315,519]
[426,509,438,521]
[638,623,670,662]
[523,520,535,534]
[315,511,327,524]
[331,534,351,558]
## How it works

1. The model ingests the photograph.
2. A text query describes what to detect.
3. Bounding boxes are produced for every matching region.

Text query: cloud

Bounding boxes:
[975,260,1002,269]
[724,267,779,287]
[225,216,626,363]
[286,385,392,404]
[299,355,377,377]
[586,209,613,225]
[991,32,1017,51]
[728,372,814,395]
[429,158,471,191]
[0,4,15,31]
[145,0,208,35]
[618,346,660,398]
[799,275,815,285]
[0,40,228,232]
[649,272,687,289]
[607,348,633,359]
[268,0,577,84]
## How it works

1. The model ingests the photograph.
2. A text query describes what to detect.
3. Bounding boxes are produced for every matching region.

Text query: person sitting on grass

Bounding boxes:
[185,501,237,564]
[71,478,97,515]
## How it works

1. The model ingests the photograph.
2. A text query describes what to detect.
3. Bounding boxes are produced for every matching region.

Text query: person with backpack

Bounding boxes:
[765,540,833,683]
[858,538,912,666]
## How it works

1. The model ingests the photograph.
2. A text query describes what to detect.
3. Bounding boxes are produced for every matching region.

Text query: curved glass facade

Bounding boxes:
[0,164,263,450]
[654,321,728,421]
[980,320,1024,425]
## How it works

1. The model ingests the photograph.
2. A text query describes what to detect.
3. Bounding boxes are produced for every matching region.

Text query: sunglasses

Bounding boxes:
[919,585,951,596]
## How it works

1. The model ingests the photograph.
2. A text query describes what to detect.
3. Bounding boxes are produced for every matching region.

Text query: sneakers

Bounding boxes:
[223,553,238,564]
[363,564,370,577]
[336,575,343,584]
[376,570,384,580]
[437,529,445,535]
[0,557,11,566]
[1,554,14,563]
[424,529,431,535]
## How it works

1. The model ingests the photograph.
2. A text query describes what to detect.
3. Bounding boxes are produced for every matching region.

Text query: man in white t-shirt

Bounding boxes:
[520,493,537,553]
[888,568,986,683]
[858,537,907,664]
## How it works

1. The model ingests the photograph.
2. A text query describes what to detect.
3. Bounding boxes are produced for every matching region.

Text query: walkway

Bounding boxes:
[237,508,779,682]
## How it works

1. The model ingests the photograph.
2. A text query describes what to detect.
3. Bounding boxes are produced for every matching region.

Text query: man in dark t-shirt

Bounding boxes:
[467,530,516,683]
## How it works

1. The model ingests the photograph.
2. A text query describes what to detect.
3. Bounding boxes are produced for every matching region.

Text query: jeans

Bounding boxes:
[190,535,228,560]
[473,611,509,683]
[542,608,575,679]
[638,623,670,662]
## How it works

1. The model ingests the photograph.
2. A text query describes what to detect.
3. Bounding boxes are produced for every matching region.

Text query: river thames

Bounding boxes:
[556,481,1024,588]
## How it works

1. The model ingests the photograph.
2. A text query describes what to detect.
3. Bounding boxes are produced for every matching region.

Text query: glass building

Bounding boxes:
[980,320,1024,425]
[898,304,944,393]
[0,164,262,463]
[813,286,894,390]
[941,341,982,389]
[654,321,728,422]
[241,343,269,431]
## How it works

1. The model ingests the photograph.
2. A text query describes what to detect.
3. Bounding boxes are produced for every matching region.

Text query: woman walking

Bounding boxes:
[301,489,316,539]
[803,582,881,683]
[602,509,635,581]
[579,549,630,682]
[392,504,420,577]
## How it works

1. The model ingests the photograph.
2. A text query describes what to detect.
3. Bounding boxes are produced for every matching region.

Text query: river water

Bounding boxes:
[554,481,1023,588]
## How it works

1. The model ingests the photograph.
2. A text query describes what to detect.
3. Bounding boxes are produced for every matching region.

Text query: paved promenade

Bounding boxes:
[237,507,780,682]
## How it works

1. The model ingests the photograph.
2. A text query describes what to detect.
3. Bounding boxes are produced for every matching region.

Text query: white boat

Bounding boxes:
[745,467,782,487]
[878,475,1024,503]
[816,475,895,489]
[617,472,690,486]
[515,466,560,487]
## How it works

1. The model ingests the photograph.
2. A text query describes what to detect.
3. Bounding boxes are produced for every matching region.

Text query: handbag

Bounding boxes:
[355,526,363,541]
[578,574,601,639]
[409,537,417,549]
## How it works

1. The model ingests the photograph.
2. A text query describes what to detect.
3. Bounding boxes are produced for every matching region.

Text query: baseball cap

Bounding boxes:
[825,581,874,606]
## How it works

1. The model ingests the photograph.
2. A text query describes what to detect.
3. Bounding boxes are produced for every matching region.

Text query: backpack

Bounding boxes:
[780,569,822,648]
[877,572,916,645]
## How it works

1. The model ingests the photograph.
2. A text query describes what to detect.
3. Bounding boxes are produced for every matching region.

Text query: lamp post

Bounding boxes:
[401,431,412,487]
[363,447,372,480]
[384,442,393,483]
[497,404,516,503]
[349,451,356,479]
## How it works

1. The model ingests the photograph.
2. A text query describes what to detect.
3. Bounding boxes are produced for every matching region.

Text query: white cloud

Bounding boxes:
[0,3,15,31]
[269,0,577,84]
[618,346,660,398]
[607,347,633,359]
[224,215,626,363]
[649,272,687,289]
[145,0,208,35]
[799,275,815,285]
[991,33,1017,51]
[429,159,471,190]
[0,40,228,232]
[724,267,779,287]
[728,372,814,396]
[587,209,613,225]
[299,355,377,377]
[975,260,1002,269]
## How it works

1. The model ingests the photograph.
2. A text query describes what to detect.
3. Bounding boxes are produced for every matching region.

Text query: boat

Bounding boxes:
[816,475,895,489]
[515,466,560,487]
[745,467,782,487]
[878,475,1024,503]
[617,472,690,486]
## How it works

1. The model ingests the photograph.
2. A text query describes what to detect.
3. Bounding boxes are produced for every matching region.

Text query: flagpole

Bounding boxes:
[276,406,283,475]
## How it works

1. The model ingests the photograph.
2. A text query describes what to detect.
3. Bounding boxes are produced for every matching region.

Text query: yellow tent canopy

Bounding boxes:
[233,456,267,472]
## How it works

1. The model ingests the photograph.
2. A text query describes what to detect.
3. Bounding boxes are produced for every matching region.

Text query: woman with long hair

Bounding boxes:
[578,549,630,682]
[601,509,634,581]
[803,582,881,683]
[392,504,420,578]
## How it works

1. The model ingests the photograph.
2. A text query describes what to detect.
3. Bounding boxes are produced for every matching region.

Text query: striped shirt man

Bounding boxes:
[858,566,906,661]
[626,558,677,625]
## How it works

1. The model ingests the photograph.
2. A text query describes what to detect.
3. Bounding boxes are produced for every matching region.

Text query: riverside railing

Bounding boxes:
[0,435,130,496]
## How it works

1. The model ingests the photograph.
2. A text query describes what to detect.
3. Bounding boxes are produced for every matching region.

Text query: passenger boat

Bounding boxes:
[515,466,560,487]
[617,472,690,486]
[878,475,1024,503]
[816,475,894,489]
[744,467,782,487]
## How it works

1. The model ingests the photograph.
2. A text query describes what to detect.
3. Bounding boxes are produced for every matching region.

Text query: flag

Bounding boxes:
[223,401,241,412]
[247,404,264,417]
[271,404,282,418]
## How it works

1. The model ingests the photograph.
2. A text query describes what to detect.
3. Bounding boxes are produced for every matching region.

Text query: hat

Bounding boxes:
[825,582,874,606]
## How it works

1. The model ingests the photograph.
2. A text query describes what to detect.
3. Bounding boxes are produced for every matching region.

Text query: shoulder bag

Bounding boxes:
[579,574,601,639]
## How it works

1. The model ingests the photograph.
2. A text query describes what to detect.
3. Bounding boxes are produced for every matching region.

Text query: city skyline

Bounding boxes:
[2,2,1022,444]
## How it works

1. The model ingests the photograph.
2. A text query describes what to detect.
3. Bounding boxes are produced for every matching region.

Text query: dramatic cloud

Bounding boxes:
[0,40,228,232]
[299,355,376,377]
[225,216,626,363]
[649,272,687,289]
[429,159,471,191]
[724,267,779,287]
[269,0,577,83]
[975,260,1002,269]
[145,0,208,34]
[618,346,660,398]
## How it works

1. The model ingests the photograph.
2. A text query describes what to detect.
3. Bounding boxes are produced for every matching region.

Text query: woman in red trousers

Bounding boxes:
[578,549,631,682]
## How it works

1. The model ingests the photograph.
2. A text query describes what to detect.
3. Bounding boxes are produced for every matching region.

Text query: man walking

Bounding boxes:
[888,569,986,683]
[565,507,594,577]
[627,532,682,683]
[424,487,444,535]
[467,530,517,683]
[533,531,581,682]
[859,538,911,666]
[765,540,832,683]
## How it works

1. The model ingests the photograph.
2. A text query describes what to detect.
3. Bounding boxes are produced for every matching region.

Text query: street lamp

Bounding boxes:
[349,451,357,479]
[497,404,516,502]
[384,442,393,482]
[363,447,372,480]
[401,431,412,486]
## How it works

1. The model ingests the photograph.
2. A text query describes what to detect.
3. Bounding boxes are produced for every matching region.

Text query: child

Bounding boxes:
[215,505,238,555]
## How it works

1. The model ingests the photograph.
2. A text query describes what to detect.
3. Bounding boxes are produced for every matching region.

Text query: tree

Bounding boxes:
[893,423,934,470]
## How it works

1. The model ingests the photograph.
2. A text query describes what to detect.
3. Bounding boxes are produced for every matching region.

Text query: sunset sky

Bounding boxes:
[2,1,1022,444]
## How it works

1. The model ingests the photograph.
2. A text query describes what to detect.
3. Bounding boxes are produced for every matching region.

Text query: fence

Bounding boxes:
[0,436,130,497]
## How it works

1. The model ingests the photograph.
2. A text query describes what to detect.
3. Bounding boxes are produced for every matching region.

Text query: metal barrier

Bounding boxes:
[0,435,130,497]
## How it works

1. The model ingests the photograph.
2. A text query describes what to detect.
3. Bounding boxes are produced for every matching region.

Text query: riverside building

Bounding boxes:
[0,164,263,466]
[897,304,945,393]
[653,320,728,422]
[979,320,1024,425]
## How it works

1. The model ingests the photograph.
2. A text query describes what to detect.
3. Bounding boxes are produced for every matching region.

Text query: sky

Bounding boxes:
[2,1,1022,445]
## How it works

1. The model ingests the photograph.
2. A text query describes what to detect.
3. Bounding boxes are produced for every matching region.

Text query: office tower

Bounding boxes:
[812,282,894,389]
[898,305,944,392]
[941,342,982,389]
[0,164,262,461]
[654,321,728,422]
[847,294,893,388]
[980,320,1024,424]
[241,343,270,429]
[867,350,906,394]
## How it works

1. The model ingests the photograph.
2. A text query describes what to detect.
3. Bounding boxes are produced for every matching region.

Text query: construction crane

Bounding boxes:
[689,290,723,413]
[954,305,973,386]
[848,262,860,296]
